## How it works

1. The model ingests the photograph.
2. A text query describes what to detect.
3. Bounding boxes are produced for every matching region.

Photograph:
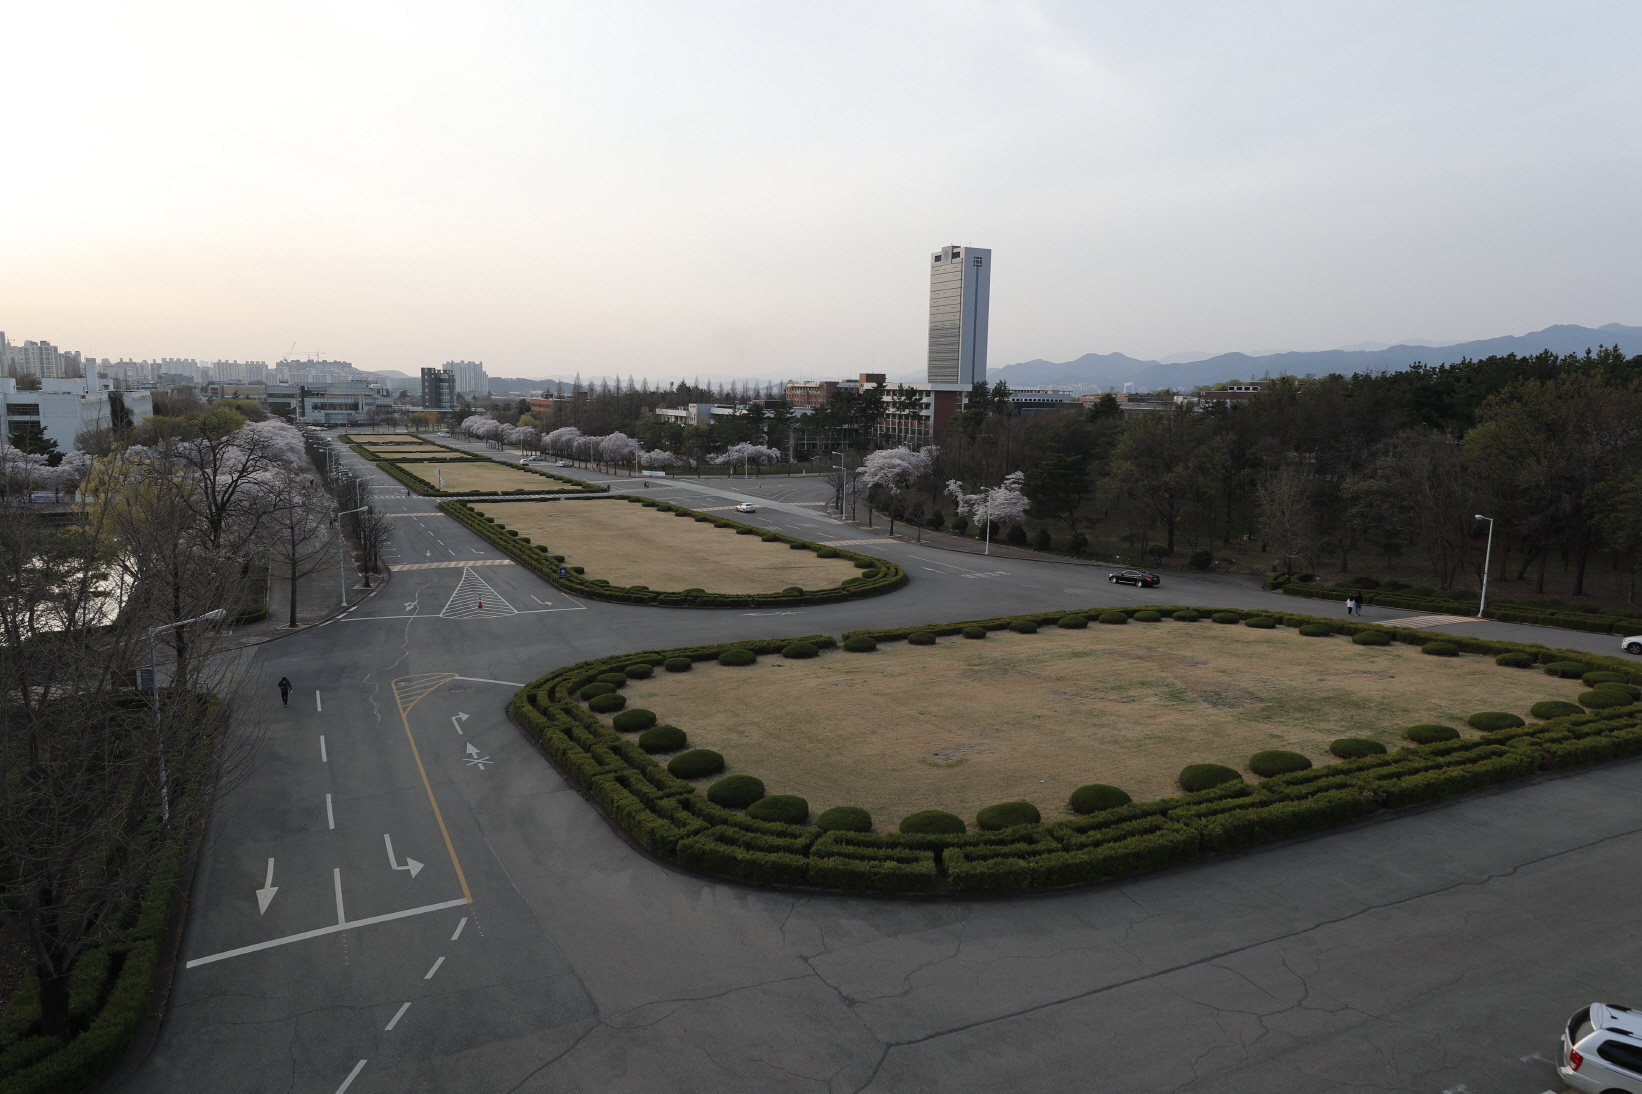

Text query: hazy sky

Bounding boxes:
[5,2,1640,379]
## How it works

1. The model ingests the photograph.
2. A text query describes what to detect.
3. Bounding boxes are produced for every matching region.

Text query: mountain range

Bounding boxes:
[988,323,1642,391]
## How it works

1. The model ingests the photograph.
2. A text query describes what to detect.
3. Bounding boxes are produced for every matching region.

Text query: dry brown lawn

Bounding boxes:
[474,500,861,592]
[399,461,569,493]
[362,446,454,458]
[614,623,1587,828]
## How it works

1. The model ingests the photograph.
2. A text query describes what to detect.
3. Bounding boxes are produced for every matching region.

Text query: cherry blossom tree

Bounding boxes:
[947,471,1028,555]
[711,442,782,476]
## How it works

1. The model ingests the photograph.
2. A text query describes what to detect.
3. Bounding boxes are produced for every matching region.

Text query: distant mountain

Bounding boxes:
[992,324,1642,391]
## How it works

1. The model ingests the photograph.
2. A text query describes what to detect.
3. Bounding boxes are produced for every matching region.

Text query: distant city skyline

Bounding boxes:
[4,5,1639,379]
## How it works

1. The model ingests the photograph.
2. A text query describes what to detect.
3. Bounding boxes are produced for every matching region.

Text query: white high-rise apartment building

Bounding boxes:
[444,360,488,395]
[926,245,991,386]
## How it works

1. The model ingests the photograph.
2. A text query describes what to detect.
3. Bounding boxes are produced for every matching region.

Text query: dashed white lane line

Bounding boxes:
[384,1002,411,1031]
[451,917,468,941]
[424,955,445,980]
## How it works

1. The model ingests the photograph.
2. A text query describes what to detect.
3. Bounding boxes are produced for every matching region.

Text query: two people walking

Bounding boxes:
[1344,595,1364,616]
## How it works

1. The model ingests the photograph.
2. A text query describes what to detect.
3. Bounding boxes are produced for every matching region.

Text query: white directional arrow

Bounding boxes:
[464,741,481,757]
[255,858,278,915]
[383,833,423,879]
[451,712,469,735]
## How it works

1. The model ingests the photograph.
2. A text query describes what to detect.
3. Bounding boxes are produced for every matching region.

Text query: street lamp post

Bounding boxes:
[336,505,369,606]
[148,608,227,822]
[1475,514,1495,617]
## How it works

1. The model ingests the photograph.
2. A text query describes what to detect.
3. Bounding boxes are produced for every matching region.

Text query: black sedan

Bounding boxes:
[1108,569,1161,588]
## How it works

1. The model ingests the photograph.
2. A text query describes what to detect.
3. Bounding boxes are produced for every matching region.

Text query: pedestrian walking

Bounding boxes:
[278,676,293,706]
[1344,595,1356,616]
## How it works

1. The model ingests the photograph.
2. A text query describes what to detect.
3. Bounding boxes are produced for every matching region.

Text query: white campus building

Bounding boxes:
[0,377,154,452]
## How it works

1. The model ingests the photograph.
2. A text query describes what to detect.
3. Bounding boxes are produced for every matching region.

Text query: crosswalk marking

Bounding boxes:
[439,567,517,618]
[390,560,515,571]
[821,538,900,547]
[1381,613,1479,628]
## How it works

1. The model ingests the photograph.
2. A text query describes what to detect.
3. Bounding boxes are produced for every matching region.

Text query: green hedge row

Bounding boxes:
[443,497,907,608]
[1280,582,1636,636]
[514,617,1642,895]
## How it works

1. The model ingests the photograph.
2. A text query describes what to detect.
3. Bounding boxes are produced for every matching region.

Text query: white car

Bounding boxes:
[1562,1003,1642,1092]
[734,502,759,513]
[556,460,573,467]
[437,431,450,437]
[1623,635,1642,655]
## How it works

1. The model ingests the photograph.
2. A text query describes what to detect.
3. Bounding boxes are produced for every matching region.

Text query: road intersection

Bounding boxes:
[117,440,1636,1094]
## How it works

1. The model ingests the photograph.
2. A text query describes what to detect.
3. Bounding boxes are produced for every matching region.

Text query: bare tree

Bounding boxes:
[1256,463,1314,574]
[266,471,340,627]
[0,495,256,1040]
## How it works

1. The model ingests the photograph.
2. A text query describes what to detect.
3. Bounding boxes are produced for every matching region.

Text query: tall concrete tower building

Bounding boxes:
[926,244,991,385]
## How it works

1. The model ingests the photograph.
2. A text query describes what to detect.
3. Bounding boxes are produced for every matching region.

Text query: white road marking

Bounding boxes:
[384,1002,411,1031]
[326,794,335,830]
[451,712,468,735]
[256,859,278,915]
[334,868,346,923]
[423,956,445,979]
[184,898,471,968]
[340,607,584,620]
[320,736,327,762]
[315,690,322,712]
[385,833,424,878]
[334,1060,367,1094]
[439,568,518,618]
[451,917,467,941]
[455,676,527,686]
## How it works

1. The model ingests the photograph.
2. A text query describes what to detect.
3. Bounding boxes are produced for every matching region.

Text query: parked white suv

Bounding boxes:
[1562,1003,1642,1092]
[1623,634,1642,655]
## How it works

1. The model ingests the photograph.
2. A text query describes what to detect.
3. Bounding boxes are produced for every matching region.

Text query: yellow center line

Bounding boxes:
[393,674,473,904]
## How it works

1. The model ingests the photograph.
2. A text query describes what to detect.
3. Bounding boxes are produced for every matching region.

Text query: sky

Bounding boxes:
[4,1,1641,380]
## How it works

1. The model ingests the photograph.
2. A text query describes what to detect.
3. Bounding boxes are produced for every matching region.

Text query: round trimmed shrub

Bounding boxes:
[1007,619,1038,634]
[667,749,725,778]
[1583,670,1629,686]
[1580,689,1635,710]
[760,534,780,542]
[1543,661,1589,679]
[1069,784,1131,814]
[1057,614,1089,629]
[611,708,657,732]
[976,801,1042,830]
[1530,700,1584,720]
[1248,750,1312,777]
[1243,616,1277,629]
[1495,652,1534,668]
[578,682,617,700]
[588,693,627,714]
[1467,712,1525,731]
[735,527,755,535]
[782,642,820,659]
[815,548,839,558]
[1351,630,1392,646]
[1407,724,1461,743]
[663,656,693,672]
[961,626,987,639]
[1099,611,1128,625]
[624,663,654,679]
[1298,624,1333,637]
[1597,682,1642,699]
[860,569,882,580]
[899,810,966,835]
[1421,641,1460,657]
[908,630,937,645]
[782,586,804,595]
[638,724,687,753]
[843,636,878,652]
[708,775,766,808]
[1179,763,1244,792]
[682,587,706,595]
[1134,610,1162,623]
[816,806,872,832]
[853,559,874,569]
[718,648,757,666]
[1330,738,1387,759]
[1211,612,1241,624]
[596,672,629,686]
[747,794,809,824]
[789,541,810,550]
[1172,610,1200,622]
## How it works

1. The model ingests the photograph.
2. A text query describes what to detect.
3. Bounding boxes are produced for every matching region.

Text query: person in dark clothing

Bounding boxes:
[278,677,293,706]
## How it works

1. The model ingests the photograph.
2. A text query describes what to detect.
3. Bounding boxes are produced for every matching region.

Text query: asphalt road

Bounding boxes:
[117,438,1633,1094]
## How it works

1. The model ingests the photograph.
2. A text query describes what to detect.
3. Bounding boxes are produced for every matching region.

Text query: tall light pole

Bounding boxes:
[336,505,368,606]
[148,608,227,822]
[1475,514,1495,617]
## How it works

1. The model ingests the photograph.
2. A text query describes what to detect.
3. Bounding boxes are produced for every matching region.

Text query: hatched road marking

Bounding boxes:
[1381,614,1479,628]
[440,568,517,618]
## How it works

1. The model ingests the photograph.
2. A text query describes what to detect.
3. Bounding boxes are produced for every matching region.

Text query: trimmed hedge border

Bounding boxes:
[374,457,603,497]
[1281,580,1642,636]
[440,497,907,609]
[513,607,1642,896]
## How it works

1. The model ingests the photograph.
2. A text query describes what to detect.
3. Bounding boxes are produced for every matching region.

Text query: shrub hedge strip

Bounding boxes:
[1280,580,1641,636]
[439,497,906,609]
[515,614,1642,895]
